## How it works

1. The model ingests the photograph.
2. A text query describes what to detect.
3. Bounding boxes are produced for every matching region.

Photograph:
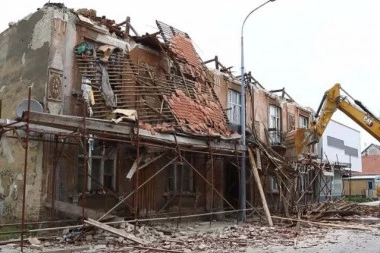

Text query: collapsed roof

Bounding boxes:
[74,10,233,138]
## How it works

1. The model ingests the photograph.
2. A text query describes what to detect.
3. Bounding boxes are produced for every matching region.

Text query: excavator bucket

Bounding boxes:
[286,128,317,156]
[294,128,306,155]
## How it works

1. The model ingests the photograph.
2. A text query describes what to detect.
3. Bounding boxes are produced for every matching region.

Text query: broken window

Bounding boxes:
[227,89,241,124]
[78,139,116,193]
[167,154,194,193]
[299,115,309,129]
[268,105,281,144]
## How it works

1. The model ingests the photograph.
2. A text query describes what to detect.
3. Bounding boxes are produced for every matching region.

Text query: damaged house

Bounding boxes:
[0,3,334,226]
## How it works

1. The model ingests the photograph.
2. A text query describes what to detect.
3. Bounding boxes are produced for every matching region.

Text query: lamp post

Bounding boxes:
[240,0,276,222]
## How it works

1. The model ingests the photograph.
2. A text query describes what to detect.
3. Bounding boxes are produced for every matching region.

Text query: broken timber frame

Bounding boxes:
[248,148,273,227]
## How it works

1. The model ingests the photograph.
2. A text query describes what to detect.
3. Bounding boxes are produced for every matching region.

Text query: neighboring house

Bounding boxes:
[361,154,380,175]
[362,143,380,156]
[317,120,362,200]
[343,175,380,199]
[361,143,380,175]
[341,144,380,199]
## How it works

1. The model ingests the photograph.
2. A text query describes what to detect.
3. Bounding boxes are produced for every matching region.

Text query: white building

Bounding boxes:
[317,120,362,199]
[318,120,362,172]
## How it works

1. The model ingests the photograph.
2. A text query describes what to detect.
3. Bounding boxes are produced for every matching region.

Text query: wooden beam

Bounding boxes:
[144,101,169,120]
[126,152,145,180]
[85,218,145,244]
[248,148,273,227]
[19,112,243,151]
[25,112,132,135]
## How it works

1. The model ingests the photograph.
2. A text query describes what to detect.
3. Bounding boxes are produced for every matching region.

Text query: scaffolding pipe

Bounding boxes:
[25,208,258,234]
[235,143,240,224]
[82,100,88,223]
[50,135,64,223]
[173,134,184,228]
[20,86,31,252]
[0,219,77,228]
[134,123,140,235]
[209,145,214,226]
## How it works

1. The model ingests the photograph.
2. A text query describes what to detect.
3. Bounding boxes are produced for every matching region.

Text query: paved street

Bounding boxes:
[253,229,380,253]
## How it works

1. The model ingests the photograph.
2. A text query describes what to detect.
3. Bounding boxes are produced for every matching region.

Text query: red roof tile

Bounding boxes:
[167,88,231,137]
[171,35,201,68]
[170,35,208,81]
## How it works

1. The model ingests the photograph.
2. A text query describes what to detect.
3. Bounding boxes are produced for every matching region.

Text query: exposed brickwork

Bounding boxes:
[361,155,380,174]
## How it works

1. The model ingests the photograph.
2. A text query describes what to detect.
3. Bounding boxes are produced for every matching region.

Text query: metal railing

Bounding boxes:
[267,128,284,146]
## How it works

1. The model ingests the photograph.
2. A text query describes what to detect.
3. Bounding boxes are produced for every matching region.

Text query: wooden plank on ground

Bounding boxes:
[85,218,145,244]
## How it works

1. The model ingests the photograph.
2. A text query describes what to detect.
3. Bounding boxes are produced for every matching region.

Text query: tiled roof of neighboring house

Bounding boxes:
[361,143,380,154]
[361,155,380,174]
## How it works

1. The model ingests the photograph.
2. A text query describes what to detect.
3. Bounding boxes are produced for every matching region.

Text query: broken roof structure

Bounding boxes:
[73,10,232,139]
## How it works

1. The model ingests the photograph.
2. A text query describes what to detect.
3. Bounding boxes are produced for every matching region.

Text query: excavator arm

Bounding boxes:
[338,99,380,141]
[295,83,380,155]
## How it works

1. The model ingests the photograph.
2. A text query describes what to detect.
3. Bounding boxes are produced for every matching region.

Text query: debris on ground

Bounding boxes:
[0,220,356,253]
[304,200,380,221]
[3,203,380,253]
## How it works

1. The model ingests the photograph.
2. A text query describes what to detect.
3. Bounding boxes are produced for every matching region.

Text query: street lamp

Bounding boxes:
[240,0,276,222]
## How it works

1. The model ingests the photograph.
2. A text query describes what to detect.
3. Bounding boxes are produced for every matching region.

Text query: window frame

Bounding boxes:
[268,104,282,144]
[78,140,117,192]
[227,89,241,124]
[299,115,309,129]
[167,154,194,193]
[268,104,281,130]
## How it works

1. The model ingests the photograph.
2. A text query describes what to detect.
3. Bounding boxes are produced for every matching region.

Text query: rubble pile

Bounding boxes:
[305,200,380,221]
[76,221,332,252]
[19,222,332,253]
[4,216,380,252]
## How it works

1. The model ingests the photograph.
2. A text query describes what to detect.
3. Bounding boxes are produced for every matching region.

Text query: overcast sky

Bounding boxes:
[2,0,380,150]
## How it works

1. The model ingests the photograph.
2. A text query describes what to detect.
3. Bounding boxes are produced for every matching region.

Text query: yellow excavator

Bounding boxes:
[294,83,380,197]
[294,83,380,155]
